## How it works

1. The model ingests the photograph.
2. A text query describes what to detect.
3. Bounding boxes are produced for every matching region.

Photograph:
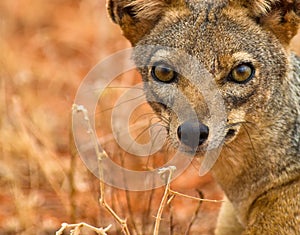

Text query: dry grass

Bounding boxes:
[0,1,129,234]
[0,0,299,235]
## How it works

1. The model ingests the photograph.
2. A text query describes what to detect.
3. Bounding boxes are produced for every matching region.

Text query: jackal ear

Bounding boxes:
[234,0,300,45]
[106,0,186,45]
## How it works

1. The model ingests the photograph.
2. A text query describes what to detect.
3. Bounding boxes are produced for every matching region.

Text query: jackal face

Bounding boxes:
[107,0,300,157]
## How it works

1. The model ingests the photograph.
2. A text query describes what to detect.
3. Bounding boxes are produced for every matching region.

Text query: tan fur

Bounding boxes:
[107,0,189,45]
[126,0,168,20]
[107,0,300,234]
[229,0,280,15]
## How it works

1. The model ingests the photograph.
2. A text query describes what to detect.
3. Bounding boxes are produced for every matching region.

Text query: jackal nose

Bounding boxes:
[177,120,209,148]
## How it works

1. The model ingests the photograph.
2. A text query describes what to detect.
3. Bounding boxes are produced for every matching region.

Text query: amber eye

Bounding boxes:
[151,63,176,83]
[230,63,255,84]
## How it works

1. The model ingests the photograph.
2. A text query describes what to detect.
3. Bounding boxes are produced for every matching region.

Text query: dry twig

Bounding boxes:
[169,189,223,203]
[56,222,112,235]
[72,104,131,235]
[184,190,204,235]
[153,166,177,235]
[153,166,224,235]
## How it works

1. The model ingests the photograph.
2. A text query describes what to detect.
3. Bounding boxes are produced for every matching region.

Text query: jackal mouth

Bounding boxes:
[177,144,207,156]
[175,134,218,155]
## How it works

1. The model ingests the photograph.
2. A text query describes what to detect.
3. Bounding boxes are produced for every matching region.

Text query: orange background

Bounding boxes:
[0,1,299,234]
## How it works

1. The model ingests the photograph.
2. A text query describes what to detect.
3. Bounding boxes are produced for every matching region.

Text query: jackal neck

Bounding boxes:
[212,54,300,225]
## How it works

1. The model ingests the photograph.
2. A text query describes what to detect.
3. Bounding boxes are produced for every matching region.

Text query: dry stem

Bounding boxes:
[56,222,112,235]
[153,166,176,235]
[169,189,224,203]
[184,190,204,235]
[72,104,131,235]
[153,166,224,235]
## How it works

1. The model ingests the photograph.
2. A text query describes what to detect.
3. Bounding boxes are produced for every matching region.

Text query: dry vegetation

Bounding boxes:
[0,1,299,235]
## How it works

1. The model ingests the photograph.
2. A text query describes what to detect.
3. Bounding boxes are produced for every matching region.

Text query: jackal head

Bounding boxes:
[107,0,300,172]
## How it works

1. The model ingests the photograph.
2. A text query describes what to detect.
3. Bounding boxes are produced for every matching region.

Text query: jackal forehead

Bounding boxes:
[136,4,286,79]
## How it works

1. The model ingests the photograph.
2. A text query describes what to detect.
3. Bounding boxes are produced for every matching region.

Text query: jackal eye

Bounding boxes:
[230,63,255,84]
[151,63,177,83]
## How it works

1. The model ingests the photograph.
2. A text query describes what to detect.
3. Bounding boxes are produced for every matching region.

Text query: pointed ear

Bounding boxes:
[106,0,186,45]
[233,0,300,46]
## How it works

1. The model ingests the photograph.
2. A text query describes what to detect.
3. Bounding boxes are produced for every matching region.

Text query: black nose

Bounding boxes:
[177,120,209,148]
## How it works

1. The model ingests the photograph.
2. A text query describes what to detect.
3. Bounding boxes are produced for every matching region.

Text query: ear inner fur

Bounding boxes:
[106,0,188,45]
[229,0,300,45]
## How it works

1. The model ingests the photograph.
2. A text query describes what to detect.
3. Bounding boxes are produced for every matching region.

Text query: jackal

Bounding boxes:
[107,0,300,234]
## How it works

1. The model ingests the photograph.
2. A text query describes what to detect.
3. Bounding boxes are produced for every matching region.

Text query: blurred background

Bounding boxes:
[0,0,299,234]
